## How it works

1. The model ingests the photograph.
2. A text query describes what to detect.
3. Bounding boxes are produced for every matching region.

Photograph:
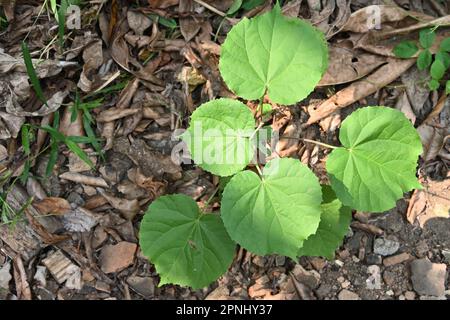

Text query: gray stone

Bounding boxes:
[338,289,360,300]
[410,259,447,296]
[374,238,400,256]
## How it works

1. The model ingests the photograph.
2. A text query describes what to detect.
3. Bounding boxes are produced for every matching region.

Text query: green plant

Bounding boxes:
[39,112,98,176]
[393,28,450,92]
[71,91,104,158]
[21,42,48,106]
[139,5,423,289]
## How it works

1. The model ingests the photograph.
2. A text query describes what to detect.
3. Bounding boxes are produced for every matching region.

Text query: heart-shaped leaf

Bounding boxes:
[139,194,236,289]
[298,185,352,259]
[219,4,328,105]
[182,98,256,177]
[327,106,422,212]
[221,158,322,258]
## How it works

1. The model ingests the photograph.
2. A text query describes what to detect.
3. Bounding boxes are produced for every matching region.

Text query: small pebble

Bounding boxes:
[404,291,416,300]
[338,289,360,300]
[335,260,344,267]
[341,280,351,289]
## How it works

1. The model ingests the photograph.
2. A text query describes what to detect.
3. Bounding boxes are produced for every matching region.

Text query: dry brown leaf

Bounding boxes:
[59,172,109,188]
[24,209,69,245]
[26,176,47,200]
[98,190,141,220]
[417,95,449,162]
[96,107,140,122]
[148,0,179,8]
[318,46,386,86]
[13,255,32,300]
[341,5,413,33]
[418,123,446,163]
[34,197,71,215]
[306,58,416,125]
[127,10,152,36]
[395,91,416,124]
[113,137,182,177]
[128,167,166,199]
[111,35,131,72]
[6,90,69,117]
[59,106,84,137]
[180,0,201,42]
[401,68,430,117]
[407,174,450,227]
[62,207,99,232]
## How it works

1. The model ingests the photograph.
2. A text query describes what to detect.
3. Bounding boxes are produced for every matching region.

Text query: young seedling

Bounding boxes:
[139,4,423,289]
[394,28,450,92]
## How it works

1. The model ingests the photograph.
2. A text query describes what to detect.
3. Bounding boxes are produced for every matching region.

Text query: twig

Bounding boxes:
[351,221,384,236]
[375,15,450,39]
[193,0,226,17]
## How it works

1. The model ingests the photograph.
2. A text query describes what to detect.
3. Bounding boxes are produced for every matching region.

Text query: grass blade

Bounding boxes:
[21,41,48,106]
[46,140,58,177]
[65,139,94,168]
[21,125,30,155]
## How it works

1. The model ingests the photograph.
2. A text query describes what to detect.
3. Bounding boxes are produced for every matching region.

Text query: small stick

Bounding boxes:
[351,221,384,236]
[193,0,226,17]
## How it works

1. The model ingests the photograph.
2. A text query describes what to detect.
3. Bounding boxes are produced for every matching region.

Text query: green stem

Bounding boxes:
[203,186,220,209]
[281,136,338,149]
[302,138,338,149]
[254,163,263,177]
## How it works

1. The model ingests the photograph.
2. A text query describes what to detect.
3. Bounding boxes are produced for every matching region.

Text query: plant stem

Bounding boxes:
[249,122,264,140]
[302,138,338,149]
[254,164,263,177]
[256,95,265,118]
[203,186,220,209]
[281,136,338,149]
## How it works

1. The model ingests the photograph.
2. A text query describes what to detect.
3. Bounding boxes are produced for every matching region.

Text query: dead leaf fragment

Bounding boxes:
[127,10,152,35]
[407,174,450,227]
[34,197,71,215]
[62,207,99,232]
[98,190,140,220]
[100,242,137,274]
[59,172,108,188]
[319,47,386,86]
